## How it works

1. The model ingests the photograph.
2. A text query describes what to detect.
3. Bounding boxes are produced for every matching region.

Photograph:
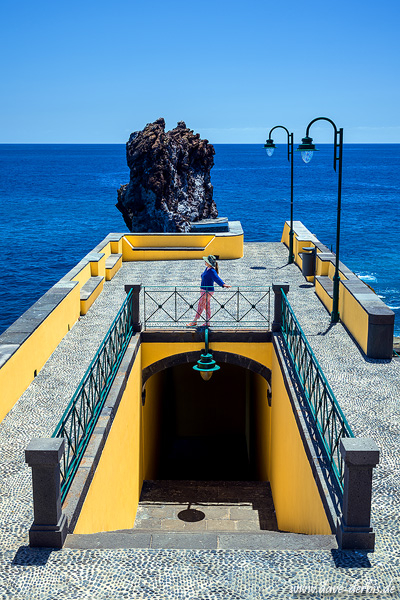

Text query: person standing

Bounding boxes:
[187,255,231,327]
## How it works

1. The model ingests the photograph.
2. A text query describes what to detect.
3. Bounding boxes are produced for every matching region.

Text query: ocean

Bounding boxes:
[0,143,399,336]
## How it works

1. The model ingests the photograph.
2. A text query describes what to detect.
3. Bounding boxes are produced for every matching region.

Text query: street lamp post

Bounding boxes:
[297,117,343,323]
[264,126,295,264]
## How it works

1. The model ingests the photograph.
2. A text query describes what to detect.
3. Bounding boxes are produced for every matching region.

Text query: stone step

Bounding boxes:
[80,276,104,301]
[105,253,122,269]
[65,530,337,551]
[315,275,334,297]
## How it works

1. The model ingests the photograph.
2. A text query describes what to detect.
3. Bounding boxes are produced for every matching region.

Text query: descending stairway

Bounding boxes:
[64,480,337,550]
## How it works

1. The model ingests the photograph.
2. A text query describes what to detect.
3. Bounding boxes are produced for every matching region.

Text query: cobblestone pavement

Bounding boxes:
[0,242,399,599]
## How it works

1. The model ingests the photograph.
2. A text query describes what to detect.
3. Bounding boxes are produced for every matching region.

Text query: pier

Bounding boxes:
[1,233,399,597]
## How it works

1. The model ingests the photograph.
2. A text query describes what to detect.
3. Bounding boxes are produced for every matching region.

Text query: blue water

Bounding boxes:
[0,144,399,335]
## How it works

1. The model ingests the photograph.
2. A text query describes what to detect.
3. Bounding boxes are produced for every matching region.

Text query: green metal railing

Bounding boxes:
[281,290,354,491]
[143,286,271,329]
[53,289,134,502]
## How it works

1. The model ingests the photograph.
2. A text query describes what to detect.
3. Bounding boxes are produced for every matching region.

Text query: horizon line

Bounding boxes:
[1,142,399,146]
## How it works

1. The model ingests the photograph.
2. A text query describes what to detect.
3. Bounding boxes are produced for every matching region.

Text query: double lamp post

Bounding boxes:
[264,117,343,323]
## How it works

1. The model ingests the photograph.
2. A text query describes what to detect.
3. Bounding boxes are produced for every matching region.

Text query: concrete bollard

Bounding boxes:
[125,284,142,332]
[272,283,290,332]
[336,437,380,551]
[25,438,68,548]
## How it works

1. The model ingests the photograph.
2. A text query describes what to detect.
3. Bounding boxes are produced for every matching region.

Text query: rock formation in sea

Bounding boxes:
[116,118,218,232]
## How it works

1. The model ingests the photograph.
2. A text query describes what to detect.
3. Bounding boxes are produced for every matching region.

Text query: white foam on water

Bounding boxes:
[357,273,378,283]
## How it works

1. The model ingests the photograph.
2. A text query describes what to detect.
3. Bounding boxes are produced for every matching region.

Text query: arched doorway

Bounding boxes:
[137,353,278,533]
[142,354,271,482]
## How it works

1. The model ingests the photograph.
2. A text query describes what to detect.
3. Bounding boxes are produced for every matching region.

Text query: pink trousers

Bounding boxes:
[195,290,214,323]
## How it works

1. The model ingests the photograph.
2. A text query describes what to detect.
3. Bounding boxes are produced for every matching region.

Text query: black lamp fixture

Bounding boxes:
[193,327,220,381]
[264,126,295,264]
[264,138,276,157]
[296,117,343,323]
[297,135,318,164]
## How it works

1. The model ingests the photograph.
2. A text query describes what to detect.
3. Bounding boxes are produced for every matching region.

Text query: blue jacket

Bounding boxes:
[200,267,225,291]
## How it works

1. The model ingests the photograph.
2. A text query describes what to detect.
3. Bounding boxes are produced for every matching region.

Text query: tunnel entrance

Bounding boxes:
[160,362,251,480]
[142,361,268,482]
[138,359,278,533]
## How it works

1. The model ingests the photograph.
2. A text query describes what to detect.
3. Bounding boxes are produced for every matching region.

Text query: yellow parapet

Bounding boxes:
[122,222,244,261]
[0,283,80,424]
[74,346,143,534]
[269,345,332,534]
[340,285,369,354]
[105,255,122,281]
[282,220,394,359]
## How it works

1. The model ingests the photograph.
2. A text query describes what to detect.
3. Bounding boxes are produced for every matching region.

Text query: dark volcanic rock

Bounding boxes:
[116,118,218,232]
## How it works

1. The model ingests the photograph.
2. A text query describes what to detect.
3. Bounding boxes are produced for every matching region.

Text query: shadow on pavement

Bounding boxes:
[331,549,372,568]
[12,546,55,566]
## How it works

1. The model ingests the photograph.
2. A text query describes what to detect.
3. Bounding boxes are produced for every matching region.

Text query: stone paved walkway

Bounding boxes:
[133,480,278,534]
[0,242,399,599]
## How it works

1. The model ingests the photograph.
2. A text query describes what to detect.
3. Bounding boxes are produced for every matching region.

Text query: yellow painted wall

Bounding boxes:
[142,339,329,534]
[283,221,371,356]
[253,373,271,481]
[315,279,333,314]
[281,222,290,247]
[111,239,123,254]
[269,346,331,534]
[72,337,332,534]
[0,284,80,423]
[315,256,330,277]
[121,232,243,261]
[71,262,92,291]
[125,233,213,249]
[90,254,106,278]
[80,279,104,315]
[97,242,112,260]
[340,286,369,354]
[205,234,243,260]
[141,341,272,372]
[315,278,369,353]
[105,255,122,281]
[142,369,164,480]
[327,261,347,282]
[74,346,143,534]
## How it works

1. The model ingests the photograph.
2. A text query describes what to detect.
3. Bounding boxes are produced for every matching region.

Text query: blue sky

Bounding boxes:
[1,0,399,143]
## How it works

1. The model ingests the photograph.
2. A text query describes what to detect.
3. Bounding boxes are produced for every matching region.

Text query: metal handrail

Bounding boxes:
[53,289,134,502]
[281,290,354,491]
[142,286,271,329]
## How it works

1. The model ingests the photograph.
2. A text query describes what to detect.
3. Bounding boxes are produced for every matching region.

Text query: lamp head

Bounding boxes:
[264,138,275,157]
[193,352,220,381]
[296,135,318,163]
